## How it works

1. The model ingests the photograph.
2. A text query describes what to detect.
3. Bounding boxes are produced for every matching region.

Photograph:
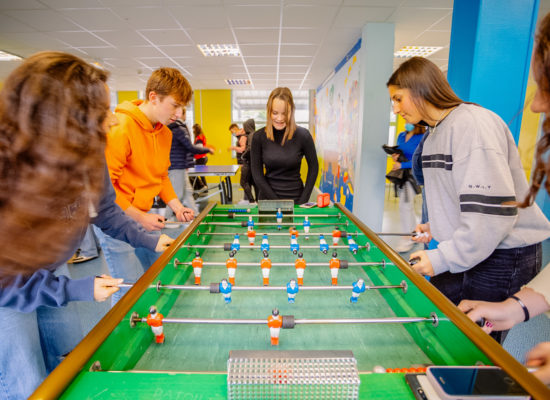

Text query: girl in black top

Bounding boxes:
[250,87,319,204]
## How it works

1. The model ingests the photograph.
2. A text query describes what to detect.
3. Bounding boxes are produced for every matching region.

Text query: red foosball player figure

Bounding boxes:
[226,250,237,285]
[192,251,203,285]
[146,305,165,344]
[248,229,256,245]
[329,252,340,285]
[295,252,306,285]
[260,250,272,286]
[267,308,283,346]
[332,228,342,245]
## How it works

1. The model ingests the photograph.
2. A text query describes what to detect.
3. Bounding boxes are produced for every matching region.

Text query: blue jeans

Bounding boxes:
[79,224,99,258]
[0,265,83,399]
[430,243,541,342]
[93,224,185,306]
[168,169,197,216]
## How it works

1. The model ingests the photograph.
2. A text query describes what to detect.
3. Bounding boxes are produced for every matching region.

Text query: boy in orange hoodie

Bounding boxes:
[94,67,195,305]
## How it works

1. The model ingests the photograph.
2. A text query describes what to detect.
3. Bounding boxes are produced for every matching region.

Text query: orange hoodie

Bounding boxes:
[105,100,177,212]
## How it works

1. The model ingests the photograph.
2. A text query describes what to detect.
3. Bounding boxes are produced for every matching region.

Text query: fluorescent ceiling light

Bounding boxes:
[394,46,442,58]
[225,79,250,86]
[198,44,240,57]
[0,50,22,61]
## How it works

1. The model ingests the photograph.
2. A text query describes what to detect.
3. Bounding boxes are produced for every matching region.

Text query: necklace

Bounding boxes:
[431,108,452,135]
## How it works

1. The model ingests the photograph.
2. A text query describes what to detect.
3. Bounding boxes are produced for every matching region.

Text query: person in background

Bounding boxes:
[458,12,550,384]
[392,123,425,253]
[387,57,550,344]
[191,123,210,194]
[0,51,172,399]
[167,107,213,216]
[234,118,257,204]
[95,67,195,305]
[250,87,318,204]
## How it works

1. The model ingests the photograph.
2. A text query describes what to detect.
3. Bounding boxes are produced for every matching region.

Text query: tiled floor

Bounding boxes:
[69,184,550,366]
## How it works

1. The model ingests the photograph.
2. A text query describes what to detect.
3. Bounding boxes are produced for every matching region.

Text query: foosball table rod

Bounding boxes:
[118,280,407,293]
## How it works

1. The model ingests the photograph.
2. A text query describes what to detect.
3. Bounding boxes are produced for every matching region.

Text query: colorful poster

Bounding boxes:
[314,41,361,211]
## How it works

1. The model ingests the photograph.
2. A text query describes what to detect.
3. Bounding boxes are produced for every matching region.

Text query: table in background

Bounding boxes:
[188,164,240,204]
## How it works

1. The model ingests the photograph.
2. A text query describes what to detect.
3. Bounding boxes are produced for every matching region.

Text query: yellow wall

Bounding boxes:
[117,90,138,104]
[194,90,234,182]
[518,84,541,182]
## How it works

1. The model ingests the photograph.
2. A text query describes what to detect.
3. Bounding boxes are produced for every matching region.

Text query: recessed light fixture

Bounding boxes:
[394,46,442,58]
[225,79,250,86]
[0,50,22,61]
[198,44,240,57]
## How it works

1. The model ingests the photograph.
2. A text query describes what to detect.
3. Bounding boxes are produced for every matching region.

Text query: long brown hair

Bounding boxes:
[265,87,297,145]
[193,123,204,138]
[0,51,110,277]
[387,57,463,118]
[520,13,550,207]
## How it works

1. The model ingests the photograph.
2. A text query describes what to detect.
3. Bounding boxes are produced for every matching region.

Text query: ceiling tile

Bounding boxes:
[282,28,326,44]
[40,0,104,8]
[95,30,149,47]
[48,31,111,47]
[0,13,36,32]
[333,6,395,27]
[283,5,339,28]
[60,8,125,31]
[239,44,278,57]
[110,7,180,30]
[234,28,278,44]
[0,0,46,10]
[169,5,229,29]
[0,31,65,51]
[280,44,317,56]
[158,45,195,58]
[139,29,192,46]
[5,9,81,31]
[227,5,281,28]
[186,28,234,43]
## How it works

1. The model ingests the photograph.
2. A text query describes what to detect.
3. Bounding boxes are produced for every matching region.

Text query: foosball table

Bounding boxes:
[32,202,550,399]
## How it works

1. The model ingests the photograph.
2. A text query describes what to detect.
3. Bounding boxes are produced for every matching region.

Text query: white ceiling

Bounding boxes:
[0,0,548,91]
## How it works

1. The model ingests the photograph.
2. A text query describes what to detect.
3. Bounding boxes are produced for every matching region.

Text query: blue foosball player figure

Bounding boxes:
[276,208,283,230]
[220,279,232,303]
[286,279,299,303]
[319,234,329,254]
[261,234,270,252]
[350,278,366,303]
[231,234,240,252]
[348,237,359,255]
[303,216,311,239]
[290,234,299,254]
[247,216,254,231]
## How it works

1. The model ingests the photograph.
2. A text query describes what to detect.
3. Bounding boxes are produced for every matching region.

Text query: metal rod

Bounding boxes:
[200,222,348,227]
[174,261,388,267]
[211,213,341,218]
[119,283,404,291]
[294,317,430,324]
[186,244,368,250]
[375,232,415,237]
[134,316,432,325]
[196,231,360,237]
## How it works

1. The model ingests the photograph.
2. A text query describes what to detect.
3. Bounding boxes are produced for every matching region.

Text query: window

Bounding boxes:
[231,90,310,130]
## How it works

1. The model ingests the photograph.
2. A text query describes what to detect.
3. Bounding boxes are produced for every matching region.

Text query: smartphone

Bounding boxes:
[426,366,529,400]
[299,202,317,208]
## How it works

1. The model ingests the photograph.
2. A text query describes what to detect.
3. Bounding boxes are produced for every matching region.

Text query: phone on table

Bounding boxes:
[299,202,317,208]
[426,366,529,399]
